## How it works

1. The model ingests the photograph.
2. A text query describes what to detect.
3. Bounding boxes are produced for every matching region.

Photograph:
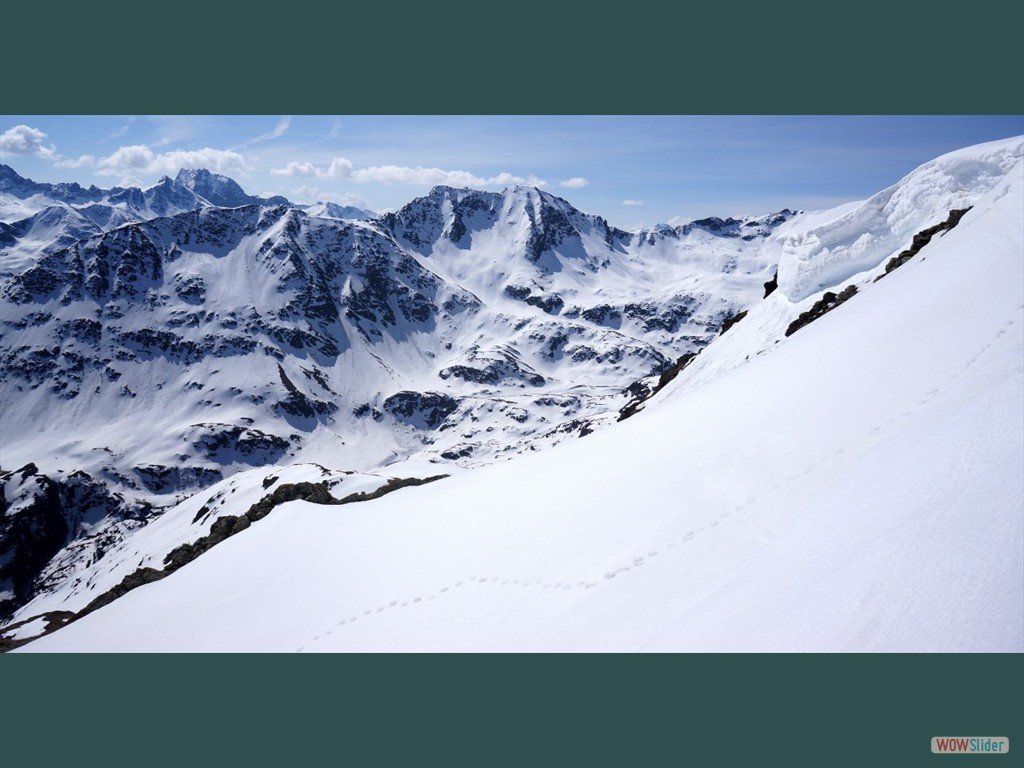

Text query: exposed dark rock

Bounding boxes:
[439,359,545,388]
[623,300,694,333]
[0,610,75,652]
[3,473,452,648]
[441,446,475,460]
[189,423,290,465]
[785,285,859,337]
[503,284,531,301]
[581,304,623,327]
[133,464,223,494]
[763,271,778,298]
[78,567,167,618]
[529,329,569,361]
[618,351,699,422]
[273,363,336,421]
[503,284,564,315]
[0,468,67,619]
[383,391,460,429]
[720,310,748,335]
[0,465,149,620]
[876,208,972,280]
[174,274,206,304]
[56,318,102,344]
[525,199,578,264]
[335,475,448,504]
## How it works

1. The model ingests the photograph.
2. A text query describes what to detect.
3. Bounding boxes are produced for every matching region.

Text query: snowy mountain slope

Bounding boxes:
[676,136,1024,391]
[3,461,445,627]
[1,173,790,621]
[174,168,290,208]
[13,136,1023,652]
[773,137,1022,302]
[0,165,289,272]
[304,201,376,221]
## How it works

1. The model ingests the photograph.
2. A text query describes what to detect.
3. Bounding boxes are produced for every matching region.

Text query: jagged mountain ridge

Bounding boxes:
[0,167,794,618]
[8,136,1021,652]
[1,165,334,271]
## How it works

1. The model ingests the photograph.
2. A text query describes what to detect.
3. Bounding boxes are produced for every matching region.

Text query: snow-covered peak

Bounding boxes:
[0,164,37,194]
[776,135,1024,302]
[304,201,376,221]
[174,168,253,208]
[0,164,105,207]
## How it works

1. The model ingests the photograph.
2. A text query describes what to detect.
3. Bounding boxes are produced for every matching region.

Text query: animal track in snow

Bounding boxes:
[297,488,783,650]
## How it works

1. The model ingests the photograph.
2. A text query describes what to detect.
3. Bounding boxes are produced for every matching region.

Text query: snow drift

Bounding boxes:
[775,137,1023,302]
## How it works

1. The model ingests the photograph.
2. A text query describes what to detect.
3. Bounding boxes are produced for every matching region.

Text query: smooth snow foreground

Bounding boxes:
[21,140,1024,652]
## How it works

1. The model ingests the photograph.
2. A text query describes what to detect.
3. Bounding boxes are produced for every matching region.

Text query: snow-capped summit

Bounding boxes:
[1,165,108,220]
[144,175,210,217]
[174,168,256,208]
[0,167,298,271]
[3,137,1021,653]
[0,161,788,623]
[304,201,376,221]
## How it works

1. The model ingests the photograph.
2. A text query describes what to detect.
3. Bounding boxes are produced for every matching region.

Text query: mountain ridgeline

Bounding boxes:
[0,164,794,618]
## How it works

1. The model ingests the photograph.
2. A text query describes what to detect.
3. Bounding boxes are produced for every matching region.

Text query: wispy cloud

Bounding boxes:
[0,124,58,160]
[622,199,644,206]
[235,116,291,148]
[559,177,589,189]
[271,156,546,188]
[102,116,136,143]
[149,116,202,148]
[55,155,97,169]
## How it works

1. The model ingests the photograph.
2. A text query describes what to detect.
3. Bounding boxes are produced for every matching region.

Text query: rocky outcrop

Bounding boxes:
[383,391,461,428]
[0,464,150,620]
[719,310,748,335]
[785,285,859,337]
[618,351,699,421]
[876,208,972,280]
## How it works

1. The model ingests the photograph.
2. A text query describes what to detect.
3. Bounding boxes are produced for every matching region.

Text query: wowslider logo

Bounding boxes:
[932,737,1009,754]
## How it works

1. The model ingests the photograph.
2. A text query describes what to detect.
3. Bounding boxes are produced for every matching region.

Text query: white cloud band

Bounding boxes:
[0,125,58,160]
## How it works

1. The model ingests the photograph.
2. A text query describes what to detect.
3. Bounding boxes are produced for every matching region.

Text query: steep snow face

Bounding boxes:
[0,205,102,270]
[173,168,289,208]
[775,136,1023,301]
[11,137,1023,652]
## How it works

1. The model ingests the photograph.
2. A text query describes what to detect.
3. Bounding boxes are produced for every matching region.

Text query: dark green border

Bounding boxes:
[2,4,1021,767]
[4,654,1020,766]
[3,1,1022,113]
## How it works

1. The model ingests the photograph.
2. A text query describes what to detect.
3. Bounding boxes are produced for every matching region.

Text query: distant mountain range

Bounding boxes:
[4,138,1020,652]
[0,163,795,620]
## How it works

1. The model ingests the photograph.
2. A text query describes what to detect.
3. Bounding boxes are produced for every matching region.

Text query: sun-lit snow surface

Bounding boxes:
[2,166,795,623]
[775,137,1023,302]
[19,137,1023,652]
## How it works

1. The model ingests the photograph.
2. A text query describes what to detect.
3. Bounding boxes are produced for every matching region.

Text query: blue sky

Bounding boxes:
[1,115,1021,229]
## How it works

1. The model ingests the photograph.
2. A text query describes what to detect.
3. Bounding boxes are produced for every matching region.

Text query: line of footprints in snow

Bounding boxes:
[296,311,1020,651]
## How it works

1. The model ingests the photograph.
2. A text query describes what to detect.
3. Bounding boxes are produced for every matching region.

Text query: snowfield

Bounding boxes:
[15,137,1023,652]
[14,135,1024,651]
